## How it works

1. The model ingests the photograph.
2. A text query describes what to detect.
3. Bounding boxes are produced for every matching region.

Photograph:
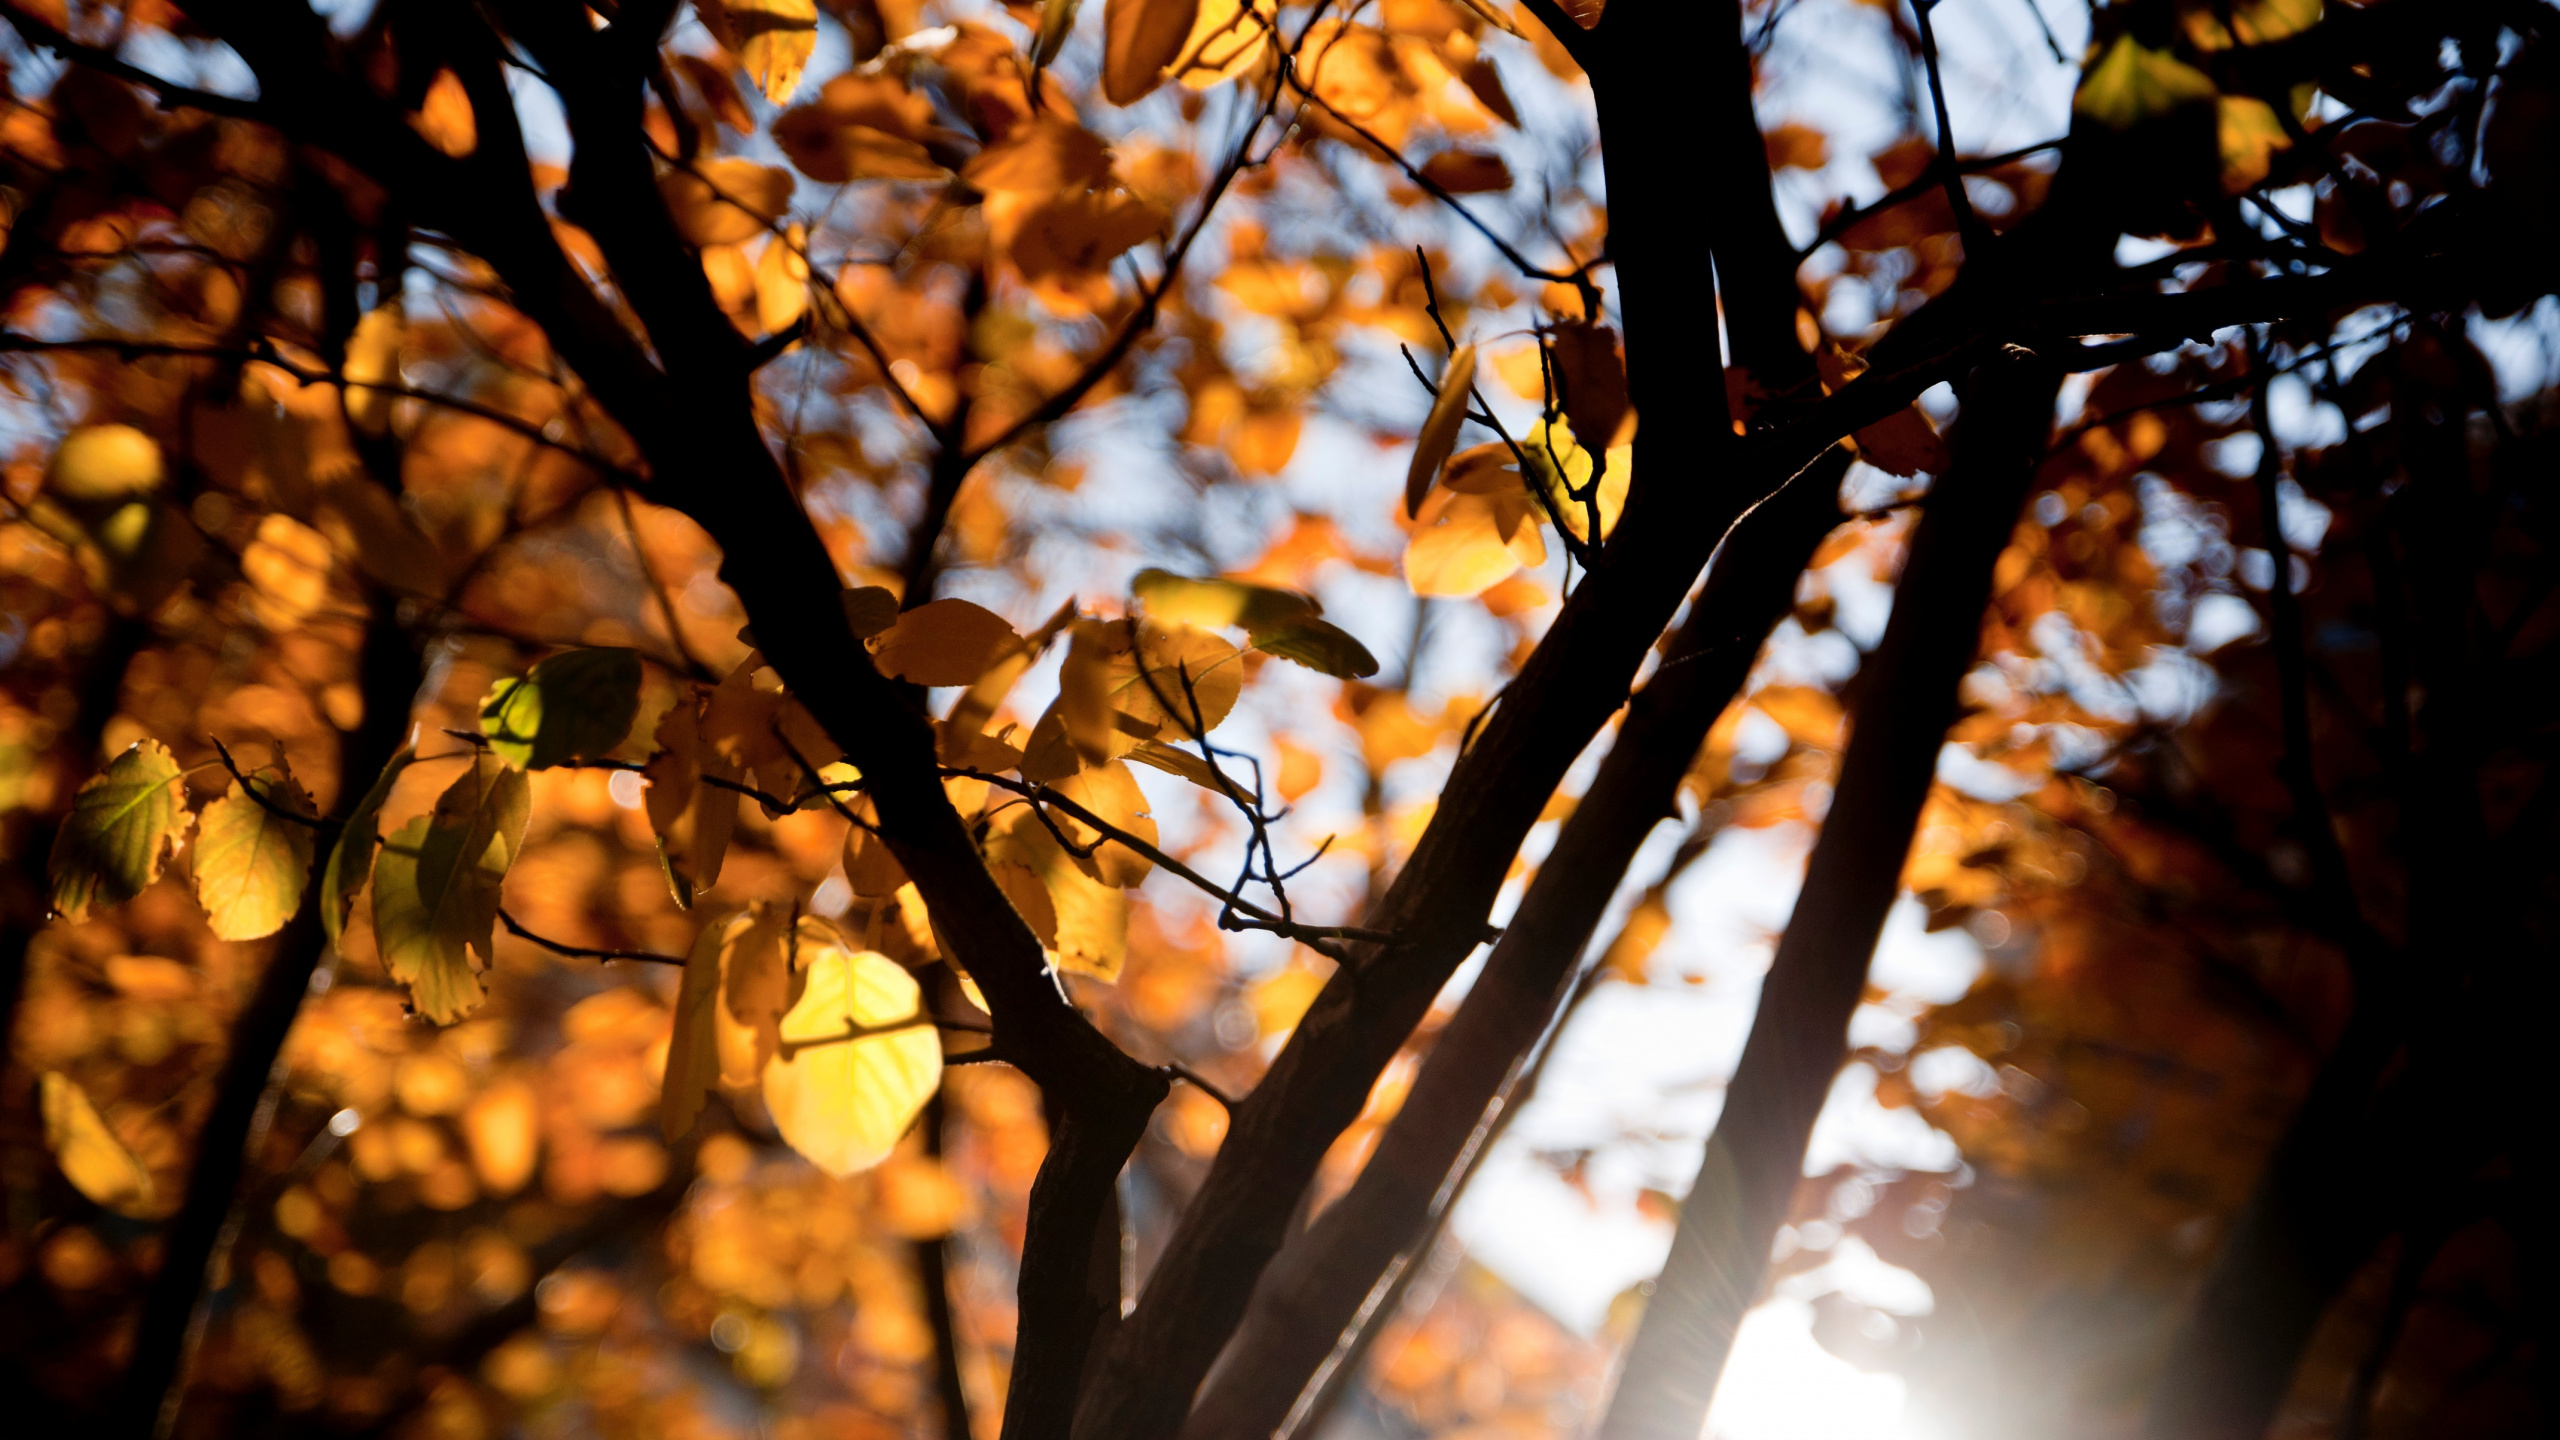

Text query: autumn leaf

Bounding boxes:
[40,1072,153,1214]
[841,792,909,897]
[842,585,902,637]
[48,739,188,921]
[45,423,164,504]
[480,647,643,770]
[1407,340,1477,517]
[870,598,1021,686]
[410,68,477,158]
[2218,96,2291,194]
[1104,0,1203,105]
[1051,758,1157,887]
[372,752,531,1024]
[1036,0,1083,66]
[1171,0,1277,90]
[1420,149,1512,194]
[322,747,413,950]
[1055,617,1245,765]
[192,763,317,941]
[660,157,794,246]
[660,918,733,1141]
[723,0,820,103]
[763,941,943,1176]
[462,1075,538,1196]
[1854,405,1951,478]
[985,809,1130,980]
[2075,35,2217,130]
[645,695,736,907]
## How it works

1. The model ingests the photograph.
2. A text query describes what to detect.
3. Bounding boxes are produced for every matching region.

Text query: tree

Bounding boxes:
[0,0,2552,1438]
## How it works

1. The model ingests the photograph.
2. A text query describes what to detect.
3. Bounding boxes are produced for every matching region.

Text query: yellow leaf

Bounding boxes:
[1058,618,1245,764]
[1125,737,1224,791]
[660,157,794,246]
[192,764,317,941]
[2218,94,2291,194]
[1051,758,1157,887]
[2182,0,2319,51]
[841,793,909,897]
[1104,0,1203,105]
[1519,417,1629,543]
[410,68,478,158]
[1407,341,1476,516]
[2074,34,2217,131]
[323,747,413,950]
[869,598,1021,686]
[241,512,333,627]
[40,1072,153,1214]
[660,919,731,1140]
[756,225,811,335]
[343,304,403,435]
[727,0,820,103]
[462,1075,538,1195]
[1405,483,1541,597]
[763,943,943,1176]
[1171,0,1277,90]
[718,907,800,1087]
[371,752,531,1024]
[1247,961,1326,1037]
[48,740,188,921]
[984,811,1128,980]
[46,424,164,504]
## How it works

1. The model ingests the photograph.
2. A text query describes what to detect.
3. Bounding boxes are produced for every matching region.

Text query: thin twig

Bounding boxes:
[206,738,335,833]
[498,906,684,965]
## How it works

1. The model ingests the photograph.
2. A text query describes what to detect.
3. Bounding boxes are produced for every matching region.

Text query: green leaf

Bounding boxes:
[372,753,531,1023]
[192,765,318,941]
[48,740,189,921]
[1248,617,1380,678]
[1131,568,1319,631]
[2074,34,2217,131]
[321,747,415,950]
[479,648,643,770]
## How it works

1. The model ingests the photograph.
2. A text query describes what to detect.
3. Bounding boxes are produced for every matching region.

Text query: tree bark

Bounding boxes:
[1596,347,2059,1440]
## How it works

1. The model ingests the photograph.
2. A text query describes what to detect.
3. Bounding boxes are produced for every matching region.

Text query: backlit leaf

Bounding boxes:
[410,68,478,158]
[372,752,531,1024]
[661,918,733,1141]
[2075,35,2217,131]
[1247,617,1380,678]
[661,157,794,246]
[1052,758,1157,887]
[192,763,317,941]
[40,1072,153,1214]
[1407,341,1476,517]
[46,424,164,504]
[763,941,943,1176]
[322,747,414,950]
[48,740,188,921]
[727,0,820,102]
[480,648,643,770]
[1104,0,1202,105]
[870,598,1021,686]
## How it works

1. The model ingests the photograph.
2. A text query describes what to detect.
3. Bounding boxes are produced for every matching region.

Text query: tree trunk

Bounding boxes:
[1596,347,2059,1440]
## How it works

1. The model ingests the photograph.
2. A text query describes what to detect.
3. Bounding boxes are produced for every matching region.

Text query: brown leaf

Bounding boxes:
[1104,0,1203,105]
